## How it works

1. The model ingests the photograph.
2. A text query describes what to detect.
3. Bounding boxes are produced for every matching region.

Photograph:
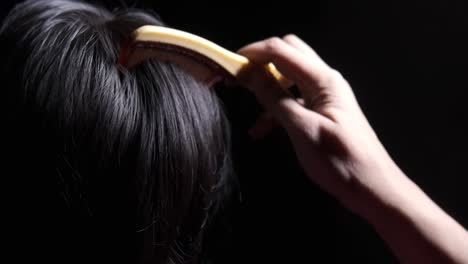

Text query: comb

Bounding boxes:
[118,25,292,89]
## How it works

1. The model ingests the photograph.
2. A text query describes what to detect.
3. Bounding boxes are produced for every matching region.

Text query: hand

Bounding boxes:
[238,35,401,216]
[237,35,468,264]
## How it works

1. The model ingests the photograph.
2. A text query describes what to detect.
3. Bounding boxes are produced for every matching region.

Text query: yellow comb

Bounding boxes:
[118,25,292,89]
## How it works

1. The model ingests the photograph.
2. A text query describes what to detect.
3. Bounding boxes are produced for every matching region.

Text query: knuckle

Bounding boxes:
[264,37,284,53]
[283,33,299,42]
[330,69,344,80]
[319,68,345,87]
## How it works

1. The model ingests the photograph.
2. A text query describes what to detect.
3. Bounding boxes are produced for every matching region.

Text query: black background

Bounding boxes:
[2,0,468,263]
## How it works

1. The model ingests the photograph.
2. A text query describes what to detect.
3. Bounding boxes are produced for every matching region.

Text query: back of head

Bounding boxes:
[0,0,233,263]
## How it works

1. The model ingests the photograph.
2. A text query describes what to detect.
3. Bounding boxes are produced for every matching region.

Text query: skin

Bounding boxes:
[237,35,468,264]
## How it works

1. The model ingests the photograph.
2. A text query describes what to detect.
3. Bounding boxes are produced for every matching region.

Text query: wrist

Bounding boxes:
[353,161,468,264]
[346,156,412,224]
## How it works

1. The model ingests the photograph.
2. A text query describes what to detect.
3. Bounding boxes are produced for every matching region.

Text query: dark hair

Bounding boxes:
[0,0,234,263]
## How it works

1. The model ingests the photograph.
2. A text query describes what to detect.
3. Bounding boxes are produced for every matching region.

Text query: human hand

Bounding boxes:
[237,35,404,217]
[237,35,468,264]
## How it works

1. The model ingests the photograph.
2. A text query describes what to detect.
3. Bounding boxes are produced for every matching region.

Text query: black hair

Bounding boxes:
[0,0,234,263]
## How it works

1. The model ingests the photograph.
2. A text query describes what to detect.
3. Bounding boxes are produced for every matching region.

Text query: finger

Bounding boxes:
[248,96,309,139]
[238,37,334,99]
[296,98,306,106]
[236,62,305,127]
[282,34,326,65]
[248,112,278,139]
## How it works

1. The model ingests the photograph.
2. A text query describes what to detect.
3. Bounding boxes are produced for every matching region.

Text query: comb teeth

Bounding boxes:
[117,36,134,67]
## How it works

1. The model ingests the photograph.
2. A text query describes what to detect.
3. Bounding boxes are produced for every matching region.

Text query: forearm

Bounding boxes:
[363,167,468,264]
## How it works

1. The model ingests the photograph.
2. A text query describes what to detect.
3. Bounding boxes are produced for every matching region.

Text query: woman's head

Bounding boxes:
[0,0,233,263]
